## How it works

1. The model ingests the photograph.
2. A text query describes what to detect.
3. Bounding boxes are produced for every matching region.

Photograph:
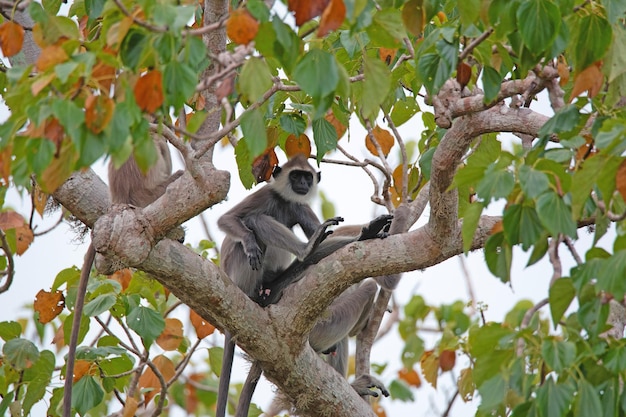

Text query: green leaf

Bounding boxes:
[84,0,105,19]
[240,109,268,158]
[518,165,550,198]
[311,118,337,162]
[83,294,117,317]
[279,114,307,136]
[63,312,90,346]
[235,139,255,189]
[457,0,480,27]
[293,49,338,101]
[272,19,301,75]
[126,306,165,347]
[373,9,406,42]
[484,233,512,283]
[604,345,626,373]
[476,166,515,202]
[597,250,626,300]
[120,29,149,70]
[401,334,424,368]
[3,338,40,371]
[549,278,575,328]
[51,98,84,146]
[417,52,453,95]
[569,13,612,72]
[503,204,543,250]
[0,321,22,341]
[239,57,273,103]
[538,104,580,137]
[536,377,575,417]
[52,266,80,291]
[361,55,392,120]
[535,191,577,238]
[482,66,502,103]
[209,346,224,377]
[163,60,197,111]
[477,374,506,411]
[575,380,603,417]
[22,350,55,415]
[388,379,414,402]
[468,323,513,358]
[461,202,483,252]
[541,338,576,372]
[72,376,105,416]
[390,96,419,127]
[516,0,561,53]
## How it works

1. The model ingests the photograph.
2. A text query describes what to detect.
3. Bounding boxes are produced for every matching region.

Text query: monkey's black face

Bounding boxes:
[289,170,314,195]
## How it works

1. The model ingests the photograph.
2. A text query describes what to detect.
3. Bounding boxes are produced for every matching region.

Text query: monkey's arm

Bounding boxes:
[255,215,393,306]
[218,214,265,270]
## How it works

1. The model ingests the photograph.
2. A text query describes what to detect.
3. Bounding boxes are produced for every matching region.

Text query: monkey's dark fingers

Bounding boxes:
[351,375,390,398]
[323,216,344,227]
[359,214,394,241]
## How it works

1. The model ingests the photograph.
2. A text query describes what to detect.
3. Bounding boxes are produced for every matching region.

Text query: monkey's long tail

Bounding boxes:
[217,332,236,417]
[235,361,262,417]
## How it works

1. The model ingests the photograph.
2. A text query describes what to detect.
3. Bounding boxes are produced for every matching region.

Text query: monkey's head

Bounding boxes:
[271,154,321,204]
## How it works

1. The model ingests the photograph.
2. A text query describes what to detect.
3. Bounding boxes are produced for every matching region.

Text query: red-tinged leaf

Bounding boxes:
[226,8,259,45]
[285,133,312,158]
[569,62,603,102]
[616,160,626,202]
[134,70,164,113]
[91,51,116,95]
[85,94,114,134]
[318,0,346,37]
[0,21,25,57]
[252,148,279,183]
[288,0,330,26]
[457,61,472,89]
[439,349,456,372]
[34,289,65,324]
[44,118,65,151]
[36,45,69,72]
[0,211,25,230]
[190,309,216,339]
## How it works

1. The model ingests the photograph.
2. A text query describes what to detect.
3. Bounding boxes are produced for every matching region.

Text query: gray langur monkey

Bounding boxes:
[63,135,182,417]
[216,154,343,417]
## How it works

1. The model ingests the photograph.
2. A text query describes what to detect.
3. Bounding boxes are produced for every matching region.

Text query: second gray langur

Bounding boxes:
[216,154,342,417]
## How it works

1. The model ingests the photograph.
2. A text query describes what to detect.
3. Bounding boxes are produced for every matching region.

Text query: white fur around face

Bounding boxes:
[269,173,318,204]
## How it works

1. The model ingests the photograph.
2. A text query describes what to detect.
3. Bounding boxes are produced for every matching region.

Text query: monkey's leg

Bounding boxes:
[235,361,262,417]
[217,331,236,417]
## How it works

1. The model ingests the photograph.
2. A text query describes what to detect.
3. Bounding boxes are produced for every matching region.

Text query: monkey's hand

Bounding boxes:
[301,216,344,260]
[243,236,264,270]
[358,214,393,241]
[350,374,390,398]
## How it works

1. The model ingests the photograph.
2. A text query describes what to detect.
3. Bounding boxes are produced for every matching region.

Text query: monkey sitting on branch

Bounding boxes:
[216,153,390,417]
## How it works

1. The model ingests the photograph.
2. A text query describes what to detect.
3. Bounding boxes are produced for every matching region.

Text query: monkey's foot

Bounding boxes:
[359,214,394,241]
[351,375,390,398]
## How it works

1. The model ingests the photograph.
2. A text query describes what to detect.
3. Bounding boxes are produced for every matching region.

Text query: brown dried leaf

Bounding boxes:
[379,47,397,65]
[420,350,438,388]
[122,397,138,417]
[569,61,603,102]
[33,185,48,217]
[138,355,176,405]
[72,359,95,383]
[36,45,69,72]
[185,373,204,413]
[156,318,184,351]
[216,74,235,101]
[456,61,472,89]
[0,21,25,57]
[44,118,65,151]
[491,220,503,234]
[85,94,115,134]
[0,211,25,230]
[402,0,425,37]
[318,0,346,37]
[91,51,116,95]
[439,349,456,372]
[557,55,570,87]
[109,268,132,292]
[288,0,330,26]
[15,224,34,255]
[190,309,216,339]
[39,138,78,193]
[365,126,394,157]
[31,72,56,96]
[226,8,259,45]
[252,148,279,183]
[52,325,65,348]
[616,160,626,202]
[285,134,312,158]
[34,289,65,324]
[134,70,164,113]
[0,146,12,186]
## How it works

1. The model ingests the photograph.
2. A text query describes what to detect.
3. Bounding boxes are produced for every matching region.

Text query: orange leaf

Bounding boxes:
[122,397,138,417]
[185,373,204,413]
[91,51,116,95]
[109,268,132,292]
[36,45,69,72]
[33,185,48,217]
[134,70,164,113]
[439,349,456,372]
[15,223,34,255]
[31,72,56,96]
[420,350,438,388]
[138,355,176,404]
[0,145,12,186]
[34,289,65,324]
[85,94,115,134]
[44,118,65,151]
[491,220,503,234]
[365,126,394,157]
[456,62,472,89]
[226,8,259,45]
[379,47,397,65]
[372,402,387,417]
[569,61,603,102]
[616,160,626,202]
[398,367,422,387]
[38,138,77,193]
[0,211,25,230]
[318,0,346,37]
[252,148,279,183]
[156,318,184,351]
[402,0,425,37]
[0,21,25,57]
[190,309,216,339]
[285,134,312,158]
[324,111,347,140]
[72,359,95,383]
[557,55,570,87]
[288,0,330,26]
